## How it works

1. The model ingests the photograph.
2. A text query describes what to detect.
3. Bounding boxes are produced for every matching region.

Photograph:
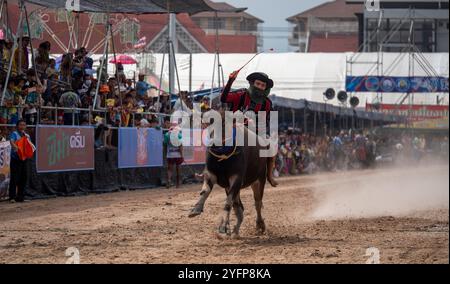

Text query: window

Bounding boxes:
[207,18,225,30]
[298,21,306,32]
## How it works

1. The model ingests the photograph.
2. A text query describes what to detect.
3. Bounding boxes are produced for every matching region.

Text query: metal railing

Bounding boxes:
[0,105,174,128]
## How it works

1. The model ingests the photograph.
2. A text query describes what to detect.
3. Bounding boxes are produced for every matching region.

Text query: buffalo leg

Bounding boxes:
[189,171,216,218]
[251,178,266,234]
[232,193,244,238]
[218,175,241,236]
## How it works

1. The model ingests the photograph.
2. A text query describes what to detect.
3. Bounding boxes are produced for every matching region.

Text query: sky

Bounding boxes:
[222,0,331,52]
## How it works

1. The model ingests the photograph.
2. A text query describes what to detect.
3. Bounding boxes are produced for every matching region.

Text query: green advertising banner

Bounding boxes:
[36,125,95,173]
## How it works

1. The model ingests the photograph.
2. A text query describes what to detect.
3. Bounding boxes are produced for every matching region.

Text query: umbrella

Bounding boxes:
[109,54,137,65]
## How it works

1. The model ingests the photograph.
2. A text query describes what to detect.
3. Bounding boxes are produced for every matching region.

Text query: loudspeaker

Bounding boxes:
[337,91,348,103]
[350,96,360,108]
[324,88,335,100]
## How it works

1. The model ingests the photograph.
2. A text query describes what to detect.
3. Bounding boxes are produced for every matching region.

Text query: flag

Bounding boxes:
[16,136,36,161]
[134,36,147,49]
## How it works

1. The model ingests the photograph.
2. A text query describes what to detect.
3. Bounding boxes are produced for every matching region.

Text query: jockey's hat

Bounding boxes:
[246,72,274,90]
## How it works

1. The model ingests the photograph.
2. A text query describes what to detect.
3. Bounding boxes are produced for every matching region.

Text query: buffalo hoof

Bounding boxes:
[216,227,231,240]
[256,220,266,235]
[188,206,203,218]
[215,231,230,240]
[231,233,240,240]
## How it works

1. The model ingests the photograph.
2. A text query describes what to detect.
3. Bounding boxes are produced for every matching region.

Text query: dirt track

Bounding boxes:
[0,165,448,264]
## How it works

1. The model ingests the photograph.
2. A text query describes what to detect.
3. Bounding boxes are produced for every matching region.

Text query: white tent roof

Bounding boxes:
[89,52,449,107]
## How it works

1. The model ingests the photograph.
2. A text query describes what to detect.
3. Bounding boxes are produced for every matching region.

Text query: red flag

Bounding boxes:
[16,136,36,161]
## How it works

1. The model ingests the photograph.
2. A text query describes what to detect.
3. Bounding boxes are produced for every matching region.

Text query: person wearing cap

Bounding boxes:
[220,70,278,187]
[95,84,110,110]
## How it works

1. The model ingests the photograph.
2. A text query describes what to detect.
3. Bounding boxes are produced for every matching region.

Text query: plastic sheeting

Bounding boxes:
[23,0,226,14]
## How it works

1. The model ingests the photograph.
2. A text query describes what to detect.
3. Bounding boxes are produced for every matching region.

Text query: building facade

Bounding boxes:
[287,0,362,52]
[347,0,449,52]
[191,0,264,50]
[2,1,260,55]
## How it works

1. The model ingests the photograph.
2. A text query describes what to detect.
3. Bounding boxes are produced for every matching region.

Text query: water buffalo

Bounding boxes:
[188,125,270,238]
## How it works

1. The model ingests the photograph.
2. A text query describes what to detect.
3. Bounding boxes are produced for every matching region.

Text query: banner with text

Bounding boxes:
[36,126,95,173]
[366,103,449,129]
[346,76,449,93]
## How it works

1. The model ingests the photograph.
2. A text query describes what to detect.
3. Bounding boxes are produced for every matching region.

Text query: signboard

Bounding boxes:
[118,128,163,169]
[366,103,449,129]
[36,125,95,173]
[0,141,11,198]
[346,76,449,93]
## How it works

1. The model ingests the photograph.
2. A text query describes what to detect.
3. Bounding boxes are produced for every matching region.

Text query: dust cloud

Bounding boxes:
[309,164,449,220]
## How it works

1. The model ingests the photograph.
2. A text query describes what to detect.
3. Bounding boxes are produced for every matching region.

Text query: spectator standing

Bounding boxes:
[59,87,81,125]
[136,74,151,99]
[164,125,184,188]
[9,120,32,202]
[12,36,30,75]
[23,70,43,125]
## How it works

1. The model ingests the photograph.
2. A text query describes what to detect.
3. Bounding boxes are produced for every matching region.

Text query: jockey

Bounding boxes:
[220,70,278,187]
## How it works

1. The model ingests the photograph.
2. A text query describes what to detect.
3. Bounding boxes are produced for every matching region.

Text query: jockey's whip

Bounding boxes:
[236,48,275,73]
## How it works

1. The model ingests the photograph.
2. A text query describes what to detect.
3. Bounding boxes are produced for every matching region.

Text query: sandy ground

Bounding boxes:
[0,165,448,264]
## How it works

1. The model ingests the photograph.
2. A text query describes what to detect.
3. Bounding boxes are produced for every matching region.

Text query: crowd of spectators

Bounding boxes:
[0,36,202,145]
[274,129,449,177]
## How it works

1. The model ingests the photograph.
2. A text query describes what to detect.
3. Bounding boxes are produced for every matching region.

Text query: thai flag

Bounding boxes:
[134,36,147,49]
